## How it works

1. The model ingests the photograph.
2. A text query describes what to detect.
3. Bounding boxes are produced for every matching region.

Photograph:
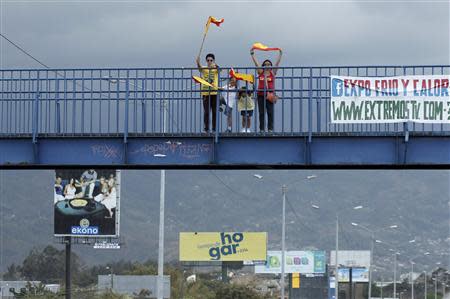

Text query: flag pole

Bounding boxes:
[198,17,211,58]
[198,32,208,58]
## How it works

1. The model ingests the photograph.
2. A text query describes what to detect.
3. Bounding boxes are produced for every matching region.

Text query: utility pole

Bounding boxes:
[424,271,427,299]
[442,278,445,299]
[335,214,339,299]
[434,277,437,299]
[157,168,165,299]
[65,237,71,299]
[281,185,287,299]
[157,99,168,299]
[411,262,415,299]
[369,233,374,299]
[393,253,397,299]
[349,267,353,299]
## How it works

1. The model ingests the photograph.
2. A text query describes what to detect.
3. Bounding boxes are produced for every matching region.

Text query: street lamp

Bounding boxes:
[103,75,167,299]
[386,247,401,299]
[312,204,364,299]
[157,98,169,299]
[423,270,428,299]
[410,252,431,299]
[432,277,438,299]
[253,174,319,299]
[350,223,398,299]
[281,185,286,299]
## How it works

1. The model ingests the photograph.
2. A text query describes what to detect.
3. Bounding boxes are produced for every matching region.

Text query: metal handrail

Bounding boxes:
[1,65,449,137]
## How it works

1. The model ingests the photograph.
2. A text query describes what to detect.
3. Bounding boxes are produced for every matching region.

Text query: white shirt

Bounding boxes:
[81,170,97,182]
[221,84,237,109]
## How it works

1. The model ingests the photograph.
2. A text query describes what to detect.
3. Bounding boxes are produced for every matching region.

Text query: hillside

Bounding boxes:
[0,170,448,277]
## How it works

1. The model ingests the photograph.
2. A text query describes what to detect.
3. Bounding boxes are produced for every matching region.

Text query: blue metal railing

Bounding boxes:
[1,66,449,137]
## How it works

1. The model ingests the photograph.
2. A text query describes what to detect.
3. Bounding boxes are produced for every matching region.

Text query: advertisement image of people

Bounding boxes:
[54,169,120,237]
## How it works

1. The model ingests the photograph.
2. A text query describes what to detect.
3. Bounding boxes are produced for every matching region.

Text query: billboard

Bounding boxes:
[337,268,369,283]
[54,169,120,237]
[179,232,267,262]
[255,251,326,274]
[330,251,370,268]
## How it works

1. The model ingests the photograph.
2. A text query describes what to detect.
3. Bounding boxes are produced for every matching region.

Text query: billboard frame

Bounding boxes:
[179,232,267,262]
[53,169,121,238]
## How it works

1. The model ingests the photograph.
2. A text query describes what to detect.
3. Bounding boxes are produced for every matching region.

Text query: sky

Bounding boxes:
[0,0,449,69]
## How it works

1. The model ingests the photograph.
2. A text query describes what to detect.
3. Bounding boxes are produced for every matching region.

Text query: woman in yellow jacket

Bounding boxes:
[196,53,219,132]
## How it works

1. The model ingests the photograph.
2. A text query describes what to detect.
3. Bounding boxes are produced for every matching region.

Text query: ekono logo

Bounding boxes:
[208,232,244,260]
[71,226,99,235]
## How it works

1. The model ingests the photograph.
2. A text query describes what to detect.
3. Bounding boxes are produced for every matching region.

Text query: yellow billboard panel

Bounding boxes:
[179,232,267,262]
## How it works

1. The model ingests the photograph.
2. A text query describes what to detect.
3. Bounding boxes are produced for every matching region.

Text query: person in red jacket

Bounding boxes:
[250,48,282,132]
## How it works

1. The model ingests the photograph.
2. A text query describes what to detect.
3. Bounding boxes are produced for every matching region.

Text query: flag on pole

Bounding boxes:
[229,68,254,84]
[251,42,281,51]
[209,16,224,26]
[192,75,218,90]
[204,16,224,35]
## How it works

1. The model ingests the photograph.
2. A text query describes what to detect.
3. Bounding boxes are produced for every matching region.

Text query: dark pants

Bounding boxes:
[202,94,217,131]
[257,94,274,131]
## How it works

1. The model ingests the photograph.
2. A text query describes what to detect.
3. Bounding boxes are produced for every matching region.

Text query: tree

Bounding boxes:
[3,263,22,280]
[213,283,267,299]
[20,245,81,284]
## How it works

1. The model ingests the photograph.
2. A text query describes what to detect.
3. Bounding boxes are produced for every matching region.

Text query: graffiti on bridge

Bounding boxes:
[91,144,123,160]
[130,141,212,159]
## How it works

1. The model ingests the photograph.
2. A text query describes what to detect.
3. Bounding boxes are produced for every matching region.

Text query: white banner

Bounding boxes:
[330,75,450,124]
[254,250,326,274]
[337,268,369,282]
[330,250,370,268]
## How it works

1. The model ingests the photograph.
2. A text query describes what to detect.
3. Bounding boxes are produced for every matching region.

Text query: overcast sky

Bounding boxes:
[0,0,449,69]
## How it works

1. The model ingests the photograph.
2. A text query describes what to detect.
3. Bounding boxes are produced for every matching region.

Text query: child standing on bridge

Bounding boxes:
[237,87,255,133]
[220,77,238,132]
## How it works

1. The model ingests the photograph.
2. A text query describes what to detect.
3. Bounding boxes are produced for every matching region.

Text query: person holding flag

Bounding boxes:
[196,53,219,132]
[250,43,283,133]
[195,16,224,133]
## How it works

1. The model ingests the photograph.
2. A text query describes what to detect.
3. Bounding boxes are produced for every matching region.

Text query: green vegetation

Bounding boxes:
[2,246,275,299]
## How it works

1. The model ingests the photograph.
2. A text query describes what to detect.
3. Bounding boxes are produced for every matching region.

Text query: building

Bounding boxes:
[98,275,170,298]
[0,281,43,298]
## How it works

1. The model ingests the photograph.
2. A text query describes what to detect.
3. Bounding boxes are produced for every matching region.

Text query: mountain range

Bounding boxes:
[0,169,449,278]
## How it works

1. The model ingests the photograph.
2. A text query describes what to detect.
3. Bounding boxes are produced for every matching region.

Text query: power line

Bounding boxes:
[285,195,315,234]
[208,170,258,205]
[0,31,181,130]
[0,32,105,100]
[0,32,51,69]
[342,225,356,249]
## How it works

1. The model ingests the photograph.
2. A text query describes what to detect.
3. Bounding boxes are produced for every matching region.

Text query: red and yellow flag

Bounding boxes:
[251,42,281,51]
[192,75,218,89]
[204,16,224,35]
[209,16,224,26]
[229,68,254,84]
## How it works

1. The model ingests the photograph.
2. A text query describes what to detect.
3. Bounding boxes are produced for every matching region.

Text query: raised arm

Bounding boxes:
[250,49,263,75]
[196,55,202,72]
[273,49,283,76]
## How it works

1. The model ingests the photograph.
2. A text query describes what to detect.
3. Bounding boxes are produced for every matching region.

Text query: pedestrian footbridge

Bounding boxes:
[1,66,449,168]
